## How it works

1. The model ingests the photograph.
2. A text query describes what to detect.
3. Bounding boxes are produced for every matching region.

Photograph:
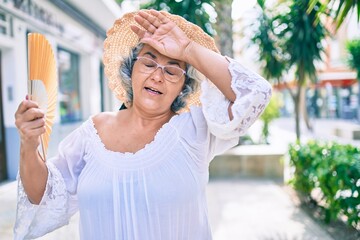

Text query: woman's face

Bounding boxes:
[131,45,186,114]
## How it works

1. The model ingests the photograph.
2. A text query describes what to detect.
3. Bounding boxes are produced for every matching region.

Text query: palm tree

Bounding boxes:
[250,0,286,142]
[251,0,285,82]
[309,0,360,29]
[251,0,327,141]
[140,0,216,36]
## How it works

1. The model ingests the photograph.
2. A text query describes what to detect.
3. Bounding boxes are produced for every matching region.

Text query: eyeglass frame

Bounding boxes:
[135,56,187,83]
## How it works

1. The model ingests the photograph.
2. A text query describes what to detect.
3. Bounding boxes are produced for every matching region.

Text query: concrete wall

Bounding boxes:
[210,145,285,180]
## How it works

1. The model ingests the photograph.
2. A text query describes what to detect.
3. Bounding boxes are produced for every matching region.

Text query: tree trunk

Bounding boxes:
[213,0,234,57]
[294,97,301,142]
[294,85,304,142]
[301,87,313,132]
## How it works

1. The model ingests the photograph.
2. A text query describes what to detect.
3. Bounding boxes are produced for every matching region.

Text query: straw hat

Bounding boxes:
[103,10,219,108]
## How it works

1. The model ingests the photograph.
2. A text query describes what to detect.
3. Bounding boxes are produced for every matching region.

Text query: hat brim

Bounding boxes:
[103,11,219,109]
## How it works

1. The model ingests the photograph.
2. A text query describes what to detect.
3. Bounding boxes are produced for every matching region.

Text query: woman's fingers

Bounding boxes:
[22,107,45,122]
[17,118,45,151]
[15,104,44,127]
[20,118,46,135]
[16,99,38,115]
[17,117,45,148]
[14,98,46,150]
[139,10,163,28]
[135,10,172,33]
[148,9,170,24]
[134,13,157,34]
[27,117,46,130]
[130,25,145,39]
[15,99,45,131]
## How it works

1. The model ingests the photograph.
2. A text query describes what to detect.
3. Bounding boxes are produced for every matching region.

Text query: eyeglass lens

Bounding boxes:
[136,57,185,82]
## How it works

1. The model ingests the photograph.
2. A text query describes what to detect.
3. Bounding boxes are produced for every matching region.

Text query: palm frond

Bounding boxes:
[309,0,360,29]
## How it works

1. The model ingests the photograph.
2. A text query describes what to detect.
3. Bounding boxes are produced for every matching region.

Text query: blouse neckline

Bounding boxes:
[85,114,181,168]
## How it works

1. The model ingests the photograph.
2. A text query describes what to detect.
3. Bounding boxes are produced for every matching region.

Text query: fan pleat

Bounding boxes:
[27,33,58,161]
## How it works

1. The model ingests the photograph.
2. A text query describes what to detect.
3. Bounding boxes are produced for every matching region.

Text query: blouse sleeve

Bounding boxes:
[14,124,87,239]
[200,57,272,140]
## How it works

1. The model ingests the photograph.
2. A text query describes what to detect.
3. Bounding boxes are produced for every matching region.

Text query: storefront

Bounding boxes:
[307,72,358,119]
[273,72,358,121]
[0,0,132,180]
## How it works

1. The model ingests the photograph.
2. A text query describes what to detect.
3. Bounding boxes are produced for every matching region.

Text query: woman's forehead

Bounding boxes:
[138,45,186,67]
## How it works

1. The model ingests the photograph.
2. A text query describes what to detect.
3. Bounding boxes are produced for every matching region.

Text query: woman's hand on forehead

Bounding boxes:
[130,10,192,62]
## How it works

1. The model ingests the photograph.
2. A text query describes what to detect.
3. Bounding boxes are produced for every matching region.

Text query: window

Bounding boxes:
[0,12,9,35]
[57,48,81,123]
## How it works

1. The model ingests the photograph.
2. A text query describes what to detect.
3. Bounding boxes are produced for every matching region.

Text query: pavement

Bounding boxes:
[1,117,359,240]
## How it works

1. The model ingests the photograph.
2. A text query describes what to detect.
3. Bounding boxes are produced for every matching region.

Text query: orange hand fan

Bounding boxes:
[27,33,58,161]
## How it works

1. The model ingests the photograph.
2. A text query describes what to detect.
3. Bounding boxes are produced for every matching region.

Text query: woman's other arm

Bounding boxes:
[15,99,48,204]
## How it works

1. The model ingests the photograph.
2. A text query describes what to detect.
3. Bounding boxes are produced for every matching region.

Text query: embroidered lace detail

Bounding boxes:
[88,115,179,157]
[14,161,69,239]
[201,57,272,139]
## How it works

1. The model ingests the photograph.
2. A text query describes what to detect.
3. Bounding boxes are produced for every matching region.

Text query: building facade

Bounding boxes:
[0,0,137,180]
[309,14,360,120]
[236,4,360,122]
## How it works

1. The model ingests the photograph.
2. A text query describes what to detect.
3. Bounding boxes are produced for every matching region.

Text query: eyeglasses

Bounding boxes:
[135,56,186,83]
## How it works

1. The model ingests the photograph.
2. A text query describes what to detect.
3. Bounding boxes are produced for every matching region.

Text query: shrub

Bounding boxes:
[289,141,360,227]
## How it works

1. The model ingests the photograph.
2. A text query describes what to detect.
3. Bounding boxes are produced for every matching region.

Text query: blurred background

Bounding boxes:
[0,0,359,239]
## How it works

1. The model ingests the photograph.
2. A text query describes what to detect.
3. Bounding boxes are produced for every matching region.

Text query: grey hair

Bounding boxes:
[119,43,201,112]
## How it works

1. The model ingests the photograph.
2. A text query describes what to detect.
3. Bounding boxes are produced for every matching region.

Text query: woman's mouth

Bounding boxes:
[145,87,163,95]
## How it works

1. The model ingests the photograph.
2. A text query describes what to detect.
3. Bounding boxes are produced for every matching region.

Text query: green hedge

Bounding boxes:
[289,141,360,227]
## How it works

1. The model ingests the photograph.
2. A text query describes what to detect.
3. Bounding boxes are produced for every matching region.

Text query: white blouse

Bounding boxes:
[14,58,272,240]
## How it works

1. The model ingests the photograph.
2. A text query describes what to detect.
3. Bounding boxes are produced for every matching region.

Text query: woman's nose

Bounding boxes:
[150,67,165,82]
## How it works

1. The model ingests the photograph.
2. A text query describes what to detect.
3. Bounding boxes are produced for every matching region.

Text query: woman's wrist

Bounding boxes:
[183,40,198,64]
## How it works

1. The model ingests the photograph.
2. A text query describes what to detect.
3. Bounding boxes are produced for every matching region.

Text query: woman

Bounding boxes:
[14,10,272,240]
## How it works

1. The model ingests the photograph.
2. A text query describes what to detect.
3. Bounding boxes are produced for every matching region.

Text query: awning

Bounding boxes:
[316,79,357,87]
[273,71,358,90]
